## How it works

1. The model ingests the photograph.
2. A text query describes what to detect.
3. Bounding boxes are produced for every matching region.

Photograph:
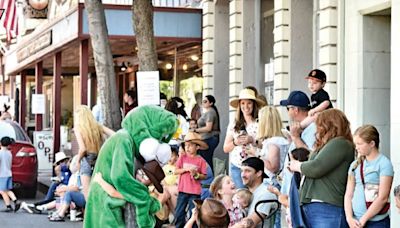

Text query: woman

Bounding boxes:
[165,98,190,150]
[74,105,114,199]
[255,106,289,185]
[344,125,393,228]
[223,88,265,188]
[194,95,220,171]
[289,109,354,228]
[210,175,243,227]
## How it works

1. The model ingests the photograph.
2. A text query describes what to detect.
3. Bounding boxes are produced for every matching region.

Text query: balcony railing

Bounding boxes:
[79,0,202,8]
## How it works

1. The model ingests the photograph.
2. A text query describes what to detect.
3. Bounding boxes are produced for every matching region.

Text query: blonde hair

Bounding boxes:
[74,105,103,153]
[210,174,227,200]
[235,188,253,206]
[314,109,353,152]
[351,125,380,171]
[257,106,284,141]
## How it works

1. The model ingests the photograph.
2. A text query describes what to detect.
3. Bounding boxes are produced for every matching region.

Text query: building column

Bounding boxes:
[229,0,244,120]
[35,62,43,131]
[202,0,216,96]
[273,0,290,121]
[318,0,338,107]
[391,1,400,226]
[1,57,4,95]
[80,39,89,105]
[19,71,26,130]
[52,52,62,162]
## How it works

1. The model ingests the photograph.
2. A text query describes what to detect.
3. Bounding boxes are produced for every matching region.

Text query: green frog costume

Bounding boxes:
[83,105,178,228]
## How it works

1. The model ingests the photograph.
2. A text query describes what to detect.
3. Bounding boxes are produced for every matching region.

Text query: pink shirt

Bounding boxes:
[176,154,207,195]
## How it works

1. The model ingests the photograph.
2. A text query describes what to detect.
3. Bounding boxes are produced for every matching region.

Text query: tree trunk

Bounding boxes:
[83,0,121,130]
[123,1,160,227]
[132,0,158,71]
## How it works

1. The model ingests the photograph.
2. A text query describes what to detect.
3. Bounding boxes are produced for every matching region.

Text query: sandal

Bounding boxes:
[49,213,65,222]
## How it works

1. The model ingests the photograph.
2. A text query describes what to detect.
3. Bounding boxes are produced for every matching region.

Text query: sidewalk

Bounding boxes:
[37,170,52,195]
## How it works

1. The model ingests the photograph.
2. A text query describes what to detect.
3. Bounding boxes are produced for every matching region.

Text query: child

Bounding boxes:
[163,147,179,187]
[189,119,198,131]
[394,185,400,213]
[233,188,253,214]
[300,69,333,128]
[174,132,208,228]
[0,137,20,212]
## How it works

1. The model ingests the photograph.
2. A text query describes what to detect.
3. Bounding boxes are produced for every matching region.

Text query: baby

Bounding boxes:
[232,188,253,217]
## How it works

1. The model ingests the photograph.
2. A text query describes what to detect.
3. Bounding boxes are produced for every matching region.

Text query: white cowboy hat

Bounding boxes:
[229,88,266,108]
[54,152,69,165]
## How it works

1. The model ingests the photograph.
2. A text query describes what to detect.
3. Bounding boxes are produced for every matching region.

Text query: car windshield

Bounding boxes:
[0,121,30,142]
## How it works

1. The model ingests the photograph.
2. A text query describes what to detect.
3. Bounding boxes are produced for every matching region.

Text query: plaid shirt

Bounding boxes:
[224,201,245,227]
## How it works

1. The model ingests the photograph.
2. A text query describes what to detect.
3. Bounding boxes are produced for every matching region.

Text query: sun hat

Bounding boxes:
[193,198,230,227]
[184,132,208,150]
[305,69,326,82]
[136,160,166,193]
[242,157,269,179]
[54,152,69,166]
[229,88,266,108]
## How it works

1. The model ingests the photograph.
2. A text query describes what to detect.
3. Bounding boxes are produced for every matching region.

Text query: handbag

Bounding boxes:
[360,161,390,214]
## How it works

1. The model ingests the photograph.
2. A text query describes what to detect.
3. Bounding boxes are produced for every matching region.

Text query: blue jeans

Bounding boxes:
[272,181,281,228]
[230,163,245,189]
[174,192,200,228]
[302,202,348,228]
[63,191,86,208]
[45,182,59,200]
[365,216,390,228]
[198,135,219,172]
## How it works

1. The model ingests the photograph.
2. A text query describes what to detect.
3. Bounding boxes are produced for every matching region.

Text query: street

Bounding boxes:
[0,191,82,228]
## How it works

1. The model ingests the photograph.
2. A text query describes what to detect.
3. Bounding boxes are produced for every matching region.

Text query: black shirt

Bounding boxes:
[310,89,333,109]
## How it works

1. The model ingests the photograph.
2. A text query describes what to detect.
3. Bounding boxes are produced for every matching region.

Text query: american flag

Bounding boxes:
[0,0,18,42]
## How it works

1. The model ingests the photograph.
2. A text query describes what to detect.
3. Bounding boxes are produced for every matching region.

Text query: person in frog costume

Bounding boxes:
[83,105,178,228]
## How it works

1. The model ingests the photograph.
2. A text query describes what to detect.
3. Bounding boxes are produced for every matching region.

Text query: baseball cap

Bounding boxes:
[279,91,310,109]
[306,69,326,82]
[242,157,268,179]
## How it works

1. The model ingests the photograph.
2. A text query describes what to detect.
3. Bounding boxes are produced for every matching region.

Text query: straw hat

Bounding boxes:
[229,88,266,108]
[184,132,208,150]
[54,152,69,165]
[194,199,230,227]
[136,160,166,193]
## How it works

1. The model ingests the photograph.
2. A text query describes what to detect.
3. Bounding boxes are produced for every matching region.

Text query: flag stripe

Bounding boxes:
[1,0,18,41]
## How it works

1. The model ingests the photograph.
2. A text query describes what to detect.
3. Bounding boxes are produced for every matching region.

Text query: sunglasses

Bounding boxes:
[202,100,209,104]
[286,106,295,111]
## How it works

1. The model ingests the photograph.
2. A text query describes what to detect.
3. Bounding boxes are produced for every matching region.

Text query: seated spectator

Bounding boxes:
[184,198,230,228]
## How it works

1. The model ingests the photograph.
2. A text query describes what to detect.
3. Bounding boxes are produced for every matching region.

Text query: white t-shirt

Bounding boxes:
[0,148,12,178]
[259,136,289,178]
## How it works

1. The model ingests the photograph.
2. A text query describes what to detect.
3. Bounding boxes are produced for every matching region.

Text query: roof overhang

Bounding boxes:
[4,3,202,76]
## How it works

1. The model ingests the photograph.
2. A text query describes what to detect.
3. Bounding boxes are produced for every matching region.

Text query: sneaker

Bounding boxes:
[21,202,33,214]
[71,217,83,222]
[14,202,21,212]
[49,213,65,222]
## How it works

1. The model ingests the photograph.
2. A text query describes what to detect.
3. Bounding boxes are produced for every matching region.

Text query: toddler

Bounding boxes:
[301,69,333,128]
[0,137,20,212]
[232,188,253,216]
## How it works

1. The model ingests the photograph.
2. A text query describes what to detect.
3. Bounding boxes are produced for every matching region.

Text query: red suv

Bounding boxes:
[0,120,38,198]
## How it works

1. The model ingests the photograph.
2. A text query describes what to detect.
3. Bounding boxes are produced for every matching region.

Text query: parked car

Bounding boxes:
[0,120,38,198]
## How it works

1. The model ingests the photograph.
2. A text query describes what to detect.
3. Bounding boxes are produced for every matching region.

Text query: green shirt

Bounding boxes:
[300,137,354,207]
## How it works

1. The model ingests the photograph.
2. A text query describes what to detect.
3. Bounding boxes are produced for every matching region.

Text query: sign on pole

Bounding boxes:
[136,71,160,106]
[32,94,45,114]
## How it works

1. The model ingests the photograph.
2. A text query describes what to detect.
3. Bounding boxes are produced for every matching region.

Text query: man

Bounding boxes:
[124,89,138,115]
[279,91,316,197]
[232,157,277,228]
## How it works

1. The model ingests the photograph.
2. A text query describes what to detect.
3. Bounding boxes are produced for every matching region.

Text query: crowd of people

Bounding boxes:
[0,68,399,228]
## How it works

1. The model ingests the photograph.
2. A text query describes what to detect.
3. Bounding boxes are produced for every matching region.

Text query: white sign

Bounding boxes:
[136,71,160,106]
[33,131,53,170]
[32,94,45,114]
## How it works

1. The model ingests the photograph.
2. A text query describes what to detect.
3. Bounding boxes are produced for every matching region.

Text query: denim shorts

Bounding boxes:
[80,153,97,176]
[0,177,12,191]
